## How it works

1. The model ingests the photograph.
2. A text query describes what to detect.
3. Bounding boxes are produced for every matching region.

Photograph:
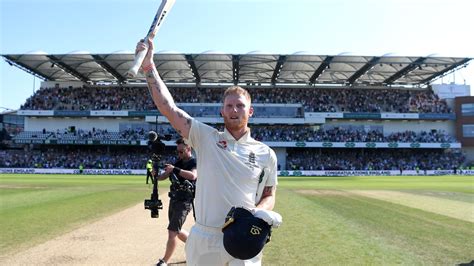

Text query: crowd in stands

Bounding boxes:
[252,126,456,143]
[2,123,23,136]
[286,149,465,171]
[0,147,175,170]
[0,147,465,171]
[13,126,457,143]
[385,130,455,143]
[12,127,181,142]
[21,86,451,114]
[5,82,461,173]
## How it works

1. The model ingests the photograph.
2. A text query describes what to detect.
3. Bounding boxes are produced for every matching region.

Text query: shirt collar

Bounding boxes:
[223,127,252,142]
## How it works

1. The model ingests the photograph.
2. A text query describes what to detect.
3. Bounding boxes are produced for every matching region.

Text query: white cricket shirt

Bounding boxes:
[185,118,278,228]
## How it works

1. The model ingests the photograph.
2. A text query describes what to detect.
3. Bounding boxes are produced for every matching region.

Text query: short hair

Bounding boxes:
[223,86,251,103]
[176,138,187,146]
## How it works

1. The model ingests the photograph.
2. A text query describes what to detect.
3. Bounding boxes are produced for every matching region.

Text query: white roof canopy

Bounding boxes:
[3,53,471,87]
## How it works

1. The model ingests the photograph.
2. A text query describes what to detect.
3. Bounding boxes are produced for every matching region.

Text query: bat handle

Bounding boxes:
[126,42,150,78]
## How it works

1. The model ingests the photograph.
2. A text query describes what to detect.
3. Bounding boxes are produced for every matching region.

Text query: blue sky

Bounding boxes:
[1,0,473,111]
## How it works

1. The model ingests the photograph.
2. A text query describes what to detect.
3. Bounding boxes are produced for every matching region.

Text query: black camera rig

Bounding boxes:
[144,131,171,218]
[168,171,197,221]
[168,172,195,201]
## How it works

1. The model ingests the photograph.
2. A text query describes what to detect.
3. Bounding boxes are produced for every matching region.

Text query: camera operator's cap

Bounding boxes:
[222,207,271,260]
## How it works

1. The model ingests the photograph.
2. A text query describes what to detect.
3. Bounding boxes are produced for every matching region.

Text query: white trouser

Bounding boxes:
[185,223,262,266]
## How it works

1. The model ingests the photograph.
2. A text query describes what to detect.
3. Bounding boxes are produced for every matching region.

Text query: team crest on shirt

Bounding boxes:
[248,152,256,164]
[216,140,228,150]
[245,151,259,169]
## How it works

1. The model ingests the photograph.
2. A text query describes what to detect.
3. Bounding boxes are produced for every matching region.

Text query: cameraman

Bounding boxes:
[155,138,197,266]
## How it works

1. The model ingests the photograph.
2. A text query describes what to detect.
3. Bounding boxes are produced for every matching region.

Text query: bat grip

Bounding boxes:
[126,42,150,78]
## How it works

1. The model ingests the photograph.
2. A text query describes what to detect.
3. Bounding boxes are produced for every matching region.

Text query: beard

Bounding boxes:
[223,115,248,132]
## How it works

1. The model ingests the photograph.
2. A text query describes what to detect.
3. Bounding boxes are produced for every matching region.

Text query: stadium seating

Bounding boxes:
[2,84,463,171]
[0,147,175,169]
[286,149,465,171]
[11,126,457,144]
[0,146,464,170]
[20,86,452,114]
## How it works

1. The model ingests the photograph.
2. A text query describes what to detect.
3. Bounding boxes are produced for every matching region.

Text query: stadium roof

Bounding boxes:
[3,52,471,87]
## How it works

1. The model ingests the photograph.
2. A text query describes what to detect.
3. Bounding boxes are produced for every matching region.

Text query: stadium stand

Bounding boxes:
[1,53,472,173]
[0,147,175,169]
[10,125,457,144]
[20,86,451,114]
[286,149,464,171]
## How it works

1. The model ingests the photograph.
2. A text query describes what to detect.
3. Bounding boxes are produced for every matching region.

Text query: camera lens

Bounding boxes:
[148,131,158,142]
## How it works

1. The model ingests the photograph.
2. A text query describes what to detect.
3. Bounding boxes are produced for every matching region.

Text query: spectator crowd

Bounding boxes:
[252,126,455,143]
[21,86,451,114]
[286,149,465,171]
[13,126,456,144]
[0,147,465,171]
[3,84,459,172]
[13,127,180,142]
[0,147,175,170]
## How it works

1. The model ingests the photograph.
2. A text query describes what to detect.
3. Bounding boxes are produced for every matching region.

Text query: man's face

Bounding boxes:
[177,143,190,160]
[221,93,253,131]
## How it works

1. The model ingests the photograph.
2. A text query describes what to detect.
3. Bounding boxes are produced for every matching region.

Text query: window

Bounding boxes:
[461,103,474,116]
[462,125,474,137]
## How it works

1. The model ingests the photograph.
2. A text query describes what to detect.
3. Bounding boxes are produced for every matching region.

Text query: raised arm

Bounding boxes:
[137,39,192,139]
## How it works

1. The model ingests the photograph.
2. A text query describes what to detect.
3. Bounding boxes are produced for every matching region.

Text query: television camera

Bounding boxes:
[168,172,195,201]
[144,131,172,218]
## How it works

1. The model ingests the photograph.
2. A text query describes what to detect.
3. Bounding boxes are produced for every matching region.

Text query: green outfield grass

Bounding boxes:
[265,175,474,265]
[0,174,154,255]
[1,174,473,265]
